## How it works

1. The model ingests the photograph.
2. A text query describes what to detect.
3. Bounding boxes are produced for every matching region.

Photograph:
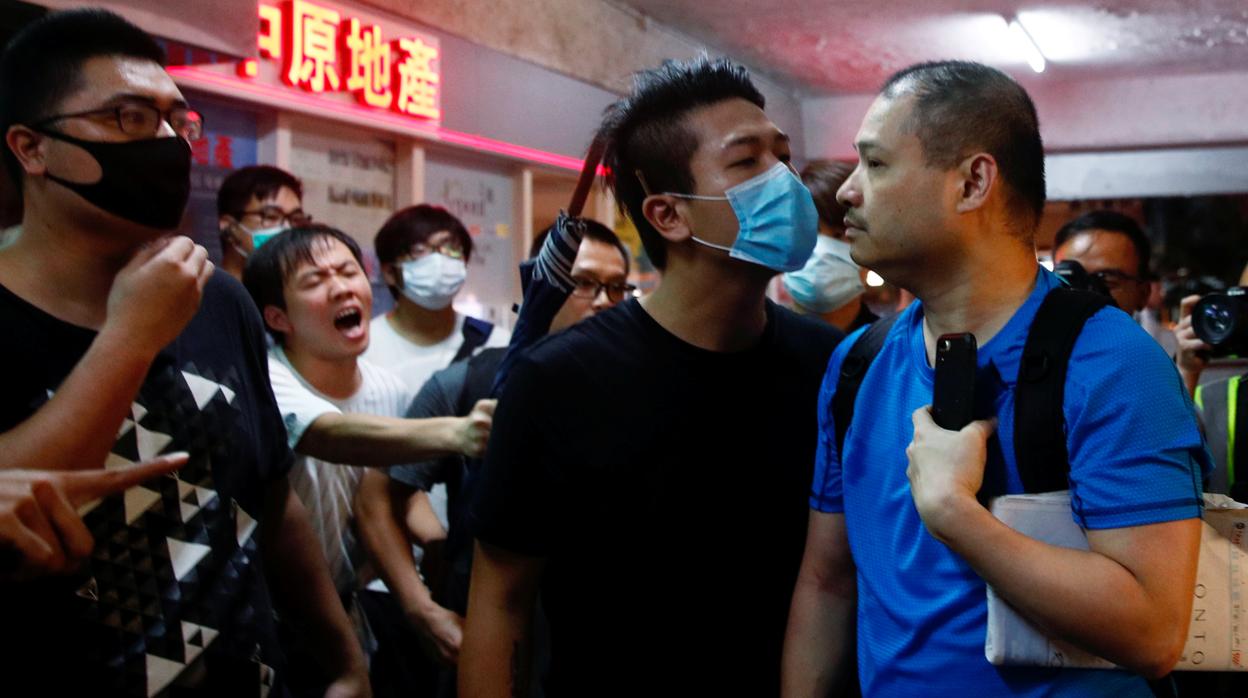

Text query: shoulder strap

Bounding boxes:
[455,347,506,416]
[1232,376,1248,502]
[833,314,900,457]
[1013,288,1110,494]
[451,316,494,365]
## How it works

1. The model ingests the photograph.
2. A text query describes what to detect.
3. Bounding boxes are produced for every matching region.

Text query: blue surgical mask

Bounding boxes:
[783,236,864,313]
[250,226,286,249]
[665,162,819,272]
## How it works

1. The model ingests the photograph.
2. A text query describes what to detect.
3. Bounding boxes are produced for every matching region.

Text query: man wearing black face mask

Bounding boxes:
[0,9,368,697]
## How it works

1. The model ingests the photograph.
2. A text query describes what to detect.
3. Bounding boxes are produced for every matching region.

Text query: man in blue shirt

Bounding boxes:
[782,61,1211,697]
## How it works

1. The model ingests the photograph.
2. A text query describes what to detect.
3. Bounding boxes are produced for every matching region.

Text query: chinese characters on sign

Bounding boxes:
[245,0,442,121]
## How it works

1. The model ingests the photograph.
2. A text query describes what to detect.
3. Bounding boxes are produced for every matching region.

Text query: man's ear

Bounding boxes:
[380,262,399,288]
[954,152,998,214]
[6,125,46,177]
[641,194,692,244]
[263,305,292,336]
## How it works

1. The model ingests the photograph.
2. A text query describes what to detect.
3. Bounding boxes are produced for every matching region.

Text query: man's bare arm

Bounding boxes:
[354,470,462,665]
[260,476,370,697]
[459,540,544,698]
[298,399,494,466]
[907,407,1198,678]
[782,510,857,697]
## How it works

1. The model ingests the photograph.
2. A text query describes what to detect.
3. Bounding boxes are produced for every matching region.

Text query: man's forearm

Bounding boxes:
[355,471,440,616]
[782,574,855,697]
[260,477,368,688]
[1,327,153,472]
[299,413,462,466]
[460,541,542,698]
[782,511,857,698]
[933,496,1199,678]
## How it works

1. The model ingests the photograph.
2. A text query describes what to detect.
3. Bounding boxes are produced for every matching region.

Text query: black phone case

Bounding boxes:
[932,333,977,430]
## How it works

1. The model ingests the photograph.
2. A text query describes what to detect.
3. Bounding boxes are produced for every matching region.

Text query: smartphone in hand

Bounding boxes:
[933,332,977,430]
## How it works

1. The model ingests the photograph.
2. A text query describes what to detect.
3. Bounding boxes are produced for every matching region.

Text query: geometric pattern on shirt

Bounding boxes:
[65,362,274,698]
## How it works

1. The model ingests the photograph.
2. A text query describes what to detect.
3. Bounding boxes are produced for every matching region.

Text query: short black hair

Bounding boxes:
[1054,210,1152,279]
[881,61,1046,233]
[800,159,855,230]
[0,9,166,185]
[598,56,765,269]
[374,204,473,298]
[530,218,631,275]
[243,224,363,344]
[217,165,303,217]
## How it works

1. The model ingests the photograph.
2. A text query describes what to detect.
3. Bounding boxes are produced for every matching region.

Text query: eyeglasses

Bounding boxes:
[570,277,636,303]
[238,206,313,229]
[1090,269,1144,290]
[408,242,466,260]
[35,103,205,142]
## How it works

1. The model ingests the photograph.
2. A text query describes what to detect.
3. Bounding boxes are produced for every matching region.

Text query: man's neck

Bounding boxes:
[221,246,246,282]
[283,343,362,400]
[914,242,1039,365]
[388,298,457,347]
[0,203,136,328]
[639,256,772,352]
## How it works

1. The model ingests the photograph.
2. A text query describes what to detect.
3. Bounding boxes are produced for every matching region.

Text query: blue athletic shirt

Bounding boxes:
[811,267,1211,697]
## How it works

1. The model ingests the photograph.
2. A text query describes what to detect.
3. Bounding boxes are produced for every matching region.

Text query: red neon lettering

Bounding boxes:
[343,18,392,109]
[393,37,439,120]
[258,3,282,59]
[191,137,210,167]
[284,0,341,93]
[213,135,234,169]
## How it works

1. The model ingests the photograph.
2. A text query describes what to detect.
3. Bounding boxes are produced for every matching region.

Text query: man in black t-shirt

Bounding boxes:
[0,10,367,696]
[459,57,843,697]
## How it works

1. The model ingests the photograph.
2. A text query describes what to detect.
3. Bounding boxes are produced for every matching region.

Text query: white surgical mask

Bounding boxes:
[400,253,467,310]
[782,236,863,313]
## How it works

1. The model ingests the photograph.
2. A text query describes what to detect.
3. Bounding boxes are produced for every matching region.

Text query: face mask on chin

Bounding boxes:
[663,161,819,273]
[400,253,467,310]
[35,128,192,230]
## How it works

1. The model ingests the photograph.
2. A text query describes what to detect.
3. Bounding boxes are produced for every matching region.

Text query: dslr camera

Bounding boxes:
[1193,287,1248,358]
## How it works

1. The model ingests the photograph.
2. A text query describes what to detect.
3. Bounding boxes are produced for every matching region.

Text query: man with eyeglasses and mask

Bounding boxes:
[356,219,632,697]
[0,9,368,697]
[365,204,511,396]
[217,165,312,281]
[458,57,842,697]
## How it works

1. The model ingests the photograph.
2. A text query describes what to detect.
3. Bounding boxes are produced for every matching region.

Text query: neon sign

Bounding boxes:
[239,0,441,121]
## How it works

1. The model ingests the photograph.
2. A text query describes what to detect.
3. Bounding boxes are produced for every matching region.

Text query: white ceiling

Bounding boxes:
[612,1,1248,95]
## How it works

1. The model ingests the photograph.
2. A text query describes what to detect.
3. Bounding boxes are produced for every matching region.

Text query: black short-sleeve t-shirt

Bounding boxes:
[470,298,841,696]
[0,271,293,697]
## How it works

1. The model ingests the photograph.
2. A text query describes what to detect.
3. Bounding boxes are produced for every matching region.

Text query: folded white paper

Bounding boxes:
[985,492,1248,672]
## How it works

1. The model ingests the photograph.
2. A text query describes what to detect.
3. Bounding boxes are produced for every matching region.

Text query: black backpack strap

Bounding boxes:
[451,316,494,365]
[833,315,900,456]
[1014,288,1110,494]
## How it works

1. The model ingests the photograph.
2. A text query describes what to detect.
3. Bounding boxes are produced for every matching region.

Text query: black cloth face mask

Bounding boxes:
[35,128,192,230]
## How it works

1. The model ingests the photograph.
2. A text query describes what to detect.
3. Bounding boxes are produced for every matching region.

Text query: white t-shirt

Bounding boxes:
[364,312,511,394]
[267,347,412,595]
[363,312,510,528]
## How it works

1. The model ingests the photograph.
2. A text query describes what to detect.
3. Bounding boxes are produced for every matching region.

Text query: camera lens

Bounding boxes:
[1196,302,1234,343]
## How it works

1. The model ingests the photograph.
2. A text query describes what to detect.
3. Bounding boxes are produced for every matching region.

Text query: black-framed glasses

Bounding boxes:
[1090,269,1144,290]
[238,206,312,229]
[570,277,636,303]
[35,103,204,142]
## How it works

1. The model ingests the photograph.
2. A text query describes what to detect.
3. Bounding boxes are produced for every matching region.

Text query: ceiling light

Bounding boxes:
[1008,17,1046,73]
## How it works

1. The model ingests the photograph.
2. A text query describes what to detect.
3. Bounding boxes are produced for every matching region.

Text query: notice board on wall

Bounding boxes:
[425,154,517,327]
